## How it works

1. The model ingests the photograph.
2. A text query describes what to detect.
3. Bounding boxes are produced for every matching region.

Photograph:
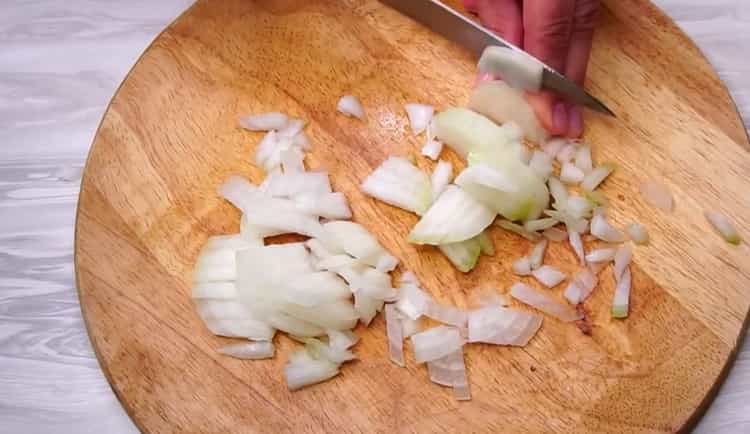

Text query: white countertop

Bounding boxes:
[1,1,748,432]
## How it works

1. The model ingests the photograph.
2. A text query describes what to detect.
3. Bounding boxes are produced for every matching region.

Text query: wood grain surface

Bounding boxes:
[0,0,747,432]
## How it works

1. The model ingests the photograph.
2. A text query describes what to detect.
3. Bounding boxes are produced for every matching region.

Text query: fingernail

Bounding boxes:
[552,102,568,134]
[568,106,583,138]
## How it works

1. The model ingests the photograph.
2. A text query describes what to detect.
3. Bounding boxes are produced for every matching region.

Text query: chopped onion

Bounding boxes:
[563,268,598,305]
[556,144,576,163]
[613,244,632,281]
[640,180,674,212]
[218,341,275,360]
[396,284,432,320]
[401,316,422,337]
[531,265,566,288]
[585,248,617,263]
[327,329,359,350]
[471,288,510,307]
[361,156,432,215]
[477,230,495,256]
[323,221,390,267]
[315,254,360,272]
[467,306,542,346]
[192,281,238,299]
[430,160,453,200]
[201,316,276,340]
[432,108,516,158]
[294,192,352,220]
[300,337,356,363]
[337,95,366,120]
[283,272,352,307]
[566,196,593,219]
[351,268,396,300]
[524,217,558,233]
[277,118,306,138]
[512,256,532,276]
[408,185,495,245]
[284,350,340,390]
[529,150,554,180]
[574,144,593,173]
[590,213,625,243]
[546,209,589,234]
[421,139,444,160]
[477,46,544,91]
[375,254,399,273]
[496,220,541,241]
[509,283,583,322]
[385,304,405,367]
[292,131,311,150]
[426,302,468,328]
[280,147,305,173]
[612,267,632,318]
[543,227,568,242]
[468,81,548,144]
[400,271,419,286]
[427,348,470,401]
[239,112,288,131]
[548,177,568,210]
[626,222,649,245]
[439,238,481,273]
[705,211,742,245]
[353,292,382,326]
[405,103,435,135]
[560,162,585,185]
[529,239,548,270]
[568,229,586,265]
[411,326,464,364]
[265,172,332,198]
[455,164,520,193]
[542,138,566,158]
[581,163,615,191]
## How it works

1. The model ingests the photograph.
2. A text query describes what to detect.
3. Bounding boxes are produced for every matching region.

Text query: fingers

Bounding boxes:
[463,0,479,13]
[564,0,599,137]
[475,0,524,46]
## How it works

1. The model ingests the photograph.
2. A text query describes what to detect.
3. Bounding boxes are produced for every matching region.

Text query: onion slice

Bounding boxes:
[337,95,366,120]
[385,304,405,367]
[560,162,585,185]
[218,341,275,360]
[529,150,554,180]
[581,163,615,191]
[239,112,288,131]
[409,185,495,245]
[512,256,532,276]
[612,267,632,318]
[405,103,435,135]
[439,238,481,273]
[590,213,625,243]
[509,283,583,322]
[705,211,742,245]
[531,265,566,288]
[422,139,444,160]
[574,144,593,173]
[585,248,617,263]
[613,244,632,281]
[430,160,453,200]
[524,218,558,233]
[427,348,471,401]
[528,240,548,270]
[568,229,586,265]
[563,268,598,305]
[361,156,432,215]
[284,350,340,391]
[467,306,542,346]
[496,220,541,241]
[411,326,464,364]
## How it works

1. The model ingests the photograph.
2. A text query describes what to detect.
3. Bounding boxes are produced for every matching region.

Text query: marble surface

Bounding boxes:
[0,1,748,432]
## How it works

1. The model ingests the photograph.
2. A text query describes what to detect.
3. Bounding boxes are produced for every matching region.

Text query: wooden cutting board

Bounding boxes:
[74,0,750,432]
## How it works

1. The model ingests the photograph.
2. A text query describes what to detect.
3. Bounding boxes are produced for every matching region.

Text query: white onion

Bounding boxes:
[529,240,548,270]
[385,304,405,367]
[218,341,275,360]
[432,108,516,158]
[468,81,548,143]
[202,316,276,340]
[293,192,352,220]
[640,180,674,212]
[574,144,593,173]
[626,222,650,245]
[566,196,593,219]
[283,272,351,307]
[300,337,356,363]
[512,256,532,276]
[327,329,359,350]
[612,266,632,318]
[547,177,568,210]
[524,218,558,233]
[560,162,585,185]
[192,281,238,299]
[280,147,305,173]
[430,160,453,200]
[529,150,554,180]
[477,230,495,256]
[581,163,615,191]
[531,265,566,288]
[426,302,468,328]
[540,227,565,242]
[590,213,625,243]
[255,130,279,164]
[239,112,288,131]
[395,284,432,320]
[361,156,432,215]
[467,306,542,346]
[265,172,332,198]
[408,185,495,245]
[400,271,419,286]
[563,268,598,305]
[337,95,366,120]
[323,221,390,267]
[277,118,306,138]
[421,139,444,160]
[284,350,340,390]
[705,211,742,245]
[405,103,435,135]
[410,326,464,364]
[292,131,311,150]
[613,244,632,281]
[375,254,399,273]
[401,316,422,337]
[509,283,583,322]
[455,164,520,193]
[438,238,481,273]
[585,248,617,263]
[496,220,541,241]
[266,312,325,337]
[353,292,382,326]
[427,348,470,401]
[556,144,576,163]
[477,46,544,91]
[542,138,566,158]
[315,254,360,272]
[351,268,396,300]
[568,229,586,265]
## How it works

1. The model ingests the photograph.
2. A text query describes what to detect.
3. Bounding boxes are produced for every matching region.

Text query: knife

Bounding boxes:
[379,0,615,116]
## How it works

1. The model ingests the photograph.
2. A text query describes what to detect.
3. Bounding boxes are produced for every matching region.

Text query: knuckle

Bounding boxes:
[574,0,600,31]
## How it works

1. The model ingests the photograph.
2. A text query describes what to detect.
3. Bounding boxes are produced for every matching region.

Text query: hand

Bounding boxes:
[465,0,600,138]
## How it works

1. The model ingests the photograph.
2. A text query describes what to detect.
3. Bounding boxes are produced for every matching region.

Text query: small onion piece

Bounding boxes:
[477,46,544,91]
[431,160,453,200]
[581,163,615,191]
[612,266,632,318]
[422,139,444,160]
[239,112,288,131]
[524,217,558,233]
[531,265,566,288]
[590,213,625,243]
[411,326,464,364]
[585,248,617,263]
[640,180,674,212]
[327,330,359,350]
[362,156,432,216]
[405,103,435,135]
[627,222,649,245]
[496,220,541,241]
[566,196,593,219]
[385,304,405,367]
[543,227,568,242]
[278,118,306,138]
[705,211,742,245]
[613,245,633,281]
[467,306,542,346]
[400,271,419,286]
[439,238,481,273]
[574,144,593,173]
[337,95,366,120]
[284,351,340,391]
[529,150,554,180]
[512,256,532,276]
[542,138,566,158]
[218,341,275,360]
[563,268,598,305]
[529,239,548,270]
[556,144,576,163]
[396,284,432,320]
[568,229,586,265]
[280,147,305,173]
[560,162,585,185]
[509,283,583,322]
[548,177,568,210]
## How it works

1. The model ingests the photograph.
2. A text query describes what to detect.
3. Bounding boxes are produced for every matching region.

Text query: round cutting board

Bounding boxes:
[75,0,750,432]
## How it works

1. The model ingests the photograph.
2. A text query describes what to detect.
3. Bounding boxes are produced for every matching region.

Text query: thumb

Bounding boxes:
[522,0,577,136]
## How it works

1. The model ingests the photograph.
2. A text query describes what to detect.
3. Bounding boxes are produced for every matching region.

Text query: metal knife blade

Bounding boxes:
[380,0,614,116]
